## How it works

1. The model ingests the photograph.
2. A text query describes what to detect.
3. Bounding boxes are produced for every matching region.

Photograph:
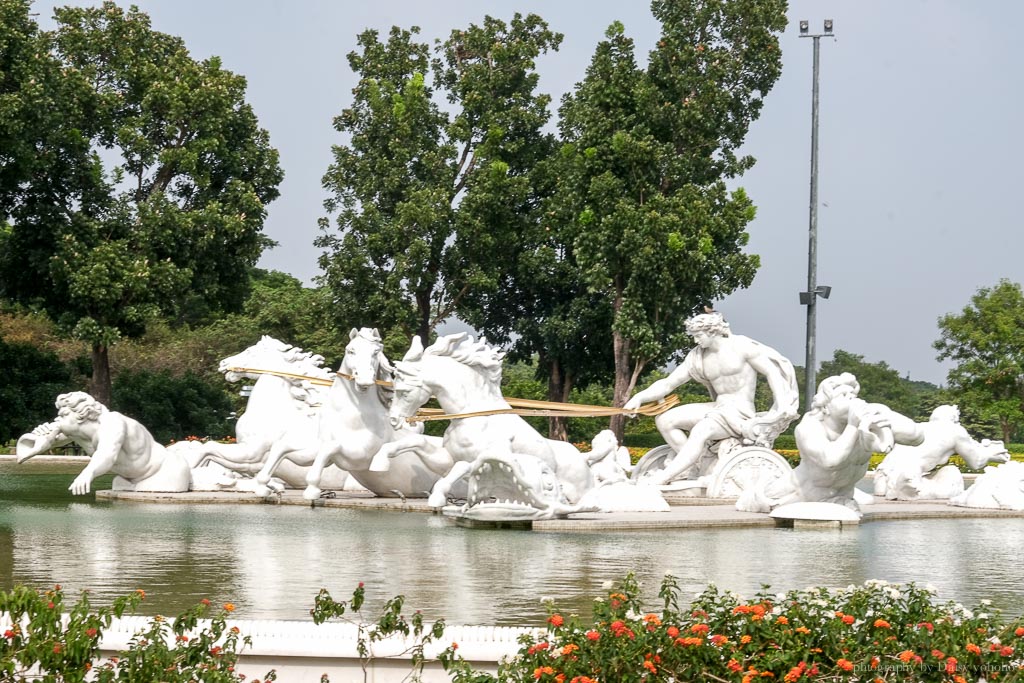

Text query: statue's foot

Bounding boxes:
[252,484,273,498]
[302,485,322,501]
[427,490,447,508]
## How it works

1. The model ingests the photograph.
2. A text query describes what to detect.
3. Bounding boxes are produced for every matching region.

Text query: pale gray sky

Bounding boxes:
[37,1,1024,385]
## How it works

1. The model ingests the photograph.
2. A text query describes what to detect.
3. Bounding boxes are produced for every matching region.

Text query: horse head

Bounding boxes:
[389,336,432,428]
[218,336,293,383]
[340,327,386,392]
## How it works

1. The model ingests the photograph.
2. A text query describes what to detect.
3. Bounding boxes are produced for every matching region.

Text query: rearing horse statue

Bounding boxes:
[387,333,594,518]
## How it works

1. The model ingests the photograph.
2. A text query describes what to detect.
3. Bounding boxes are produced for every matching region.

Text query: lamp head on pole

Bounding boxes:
[799,20,809,35]
[824,19,834,35]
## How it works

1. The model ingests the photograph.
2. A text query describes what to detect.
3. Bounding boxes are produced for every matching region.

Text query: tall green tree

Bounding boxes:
[935,279,1024,443]
[555,0,786,438]
[0,2,283,406]
[317,15,562,344]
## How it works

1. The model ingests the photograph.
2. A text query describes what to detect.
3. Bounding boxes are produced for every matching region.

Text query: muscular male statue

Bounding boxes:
[17,392,191,494]
[624,313,799,485]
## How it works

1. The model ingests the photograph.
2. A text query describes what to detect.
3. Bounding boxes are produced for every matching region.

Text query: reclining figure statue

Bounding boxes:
[17,392,191,494]
[873,404,1009,500]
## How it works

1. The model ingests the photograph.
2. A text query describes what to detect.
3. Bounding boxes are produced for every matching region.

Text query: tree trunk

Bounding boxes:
[546,358,574,442]
[414,289,432,344]
[1001,417,1011,445]
[610,327,632,441]
[90,343,112,407]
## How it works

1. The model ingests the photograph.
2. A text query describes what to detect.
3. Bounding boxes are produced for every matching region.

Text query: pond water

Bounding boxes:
[2,460,1024,626]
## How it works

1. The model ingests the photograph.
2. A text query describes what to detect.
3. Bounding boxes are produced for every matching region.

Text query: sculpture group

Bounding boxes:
[15,312,1019,520]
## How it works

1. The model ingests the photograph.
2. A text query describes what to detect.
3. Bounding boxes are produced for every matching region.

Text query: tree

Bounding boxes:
[318,15,562,344]
[819,349,936,421]
[935,279,1024,443]
[555,0,786,438]
[0,337,75,443]
[0,2,283,406]
[112,368,235,444]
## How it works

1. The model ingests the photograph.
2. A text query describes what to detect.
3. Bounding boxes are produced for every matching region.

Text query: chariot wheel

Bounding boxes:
[629,445,676,482]
[705,446,792,499]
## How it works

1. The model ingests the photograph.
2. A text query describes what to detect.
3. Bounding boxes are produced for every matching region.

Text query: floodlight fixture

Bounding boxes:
[799,20,809,35]
[824,19,834,34]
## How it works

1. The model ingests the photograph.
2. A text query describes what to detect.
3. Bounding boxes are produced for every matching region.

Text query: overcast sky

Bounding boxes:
[36,0,1023,385]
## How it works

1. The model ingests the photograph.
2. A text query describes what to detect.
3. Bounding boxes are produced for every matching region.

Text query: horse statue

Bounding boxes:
[185,336,348,489]
[253,327,448,500]
[385,333,595,519]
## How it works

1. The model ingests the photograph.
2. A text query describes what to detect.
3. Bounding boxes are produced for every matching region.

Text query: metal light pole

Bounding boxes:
[798,19,834,411]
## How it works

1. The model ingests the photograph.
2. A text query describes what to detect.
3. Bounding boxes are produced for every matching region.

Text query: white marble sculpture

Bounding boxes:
[949,461,1024,511]
[17,392,191,493]
[624,312,799,488]
[586,429,633,486]
[738,373,923,516]
[873,405,1009,500]
[386,333,597,518]
[186,336,348,489]
[253,327,447,500]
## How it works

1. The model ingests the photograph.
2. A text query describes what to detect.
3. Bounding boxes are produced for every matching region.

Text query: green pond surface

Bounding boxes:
[2,460,1024,626]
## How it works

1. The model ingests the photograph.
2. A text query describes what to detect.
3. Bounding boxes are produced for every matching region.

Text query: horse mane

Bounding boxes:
[424,334,505,383]
[235,336,333,408]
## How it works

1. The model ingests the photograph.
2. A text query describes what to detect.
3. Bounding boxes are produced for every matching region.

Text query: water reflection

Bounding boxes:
[2,462,1023,625]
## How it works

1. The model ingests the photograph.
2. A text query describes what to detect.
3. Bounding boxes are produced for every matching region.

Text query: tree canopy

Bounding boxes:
[935,279,1024,443]
[0,1,283,405]
[317,15,562,344]
[553,0,787,437]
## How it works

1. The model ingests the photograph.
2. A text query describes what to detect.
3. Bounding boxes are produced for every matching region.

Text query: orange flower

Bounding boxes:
[873,619,891,629]
[776,615,789,625]
[870,656,880,669]
[897,650,915,663]
[548,614,564,627]
[690,623,710,635]
[728,659,743,672]
[666,626,679,638]
[795,626,811,635]
[966,643,982,655]
[676,636,703,646]
[932,649,945,660]
[85,628,97,638]
[837,659,854,672]
[585,630,600,641]
[945,657,959,674]
[643,660,657,673]
[1015,627,1024,638]
[136,589,146,599]
[533,666,555,679]
[955,676,967,683]
[709,634,729,646]
[752,604,767,618]
[223,602,235,612]
[842,614,855,625]
[53,644,62,654]
[917,621,934,632]
[741,635,752,644]
[451,642,459,650]
[643,613,661,626]
[734,605,753,615]
[555,675,565,683]
[569,678,596,683]
[561,644,578,656]
[1000,646,1015,657]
